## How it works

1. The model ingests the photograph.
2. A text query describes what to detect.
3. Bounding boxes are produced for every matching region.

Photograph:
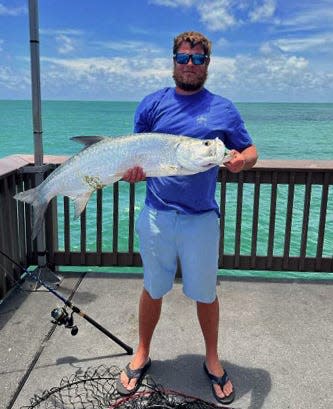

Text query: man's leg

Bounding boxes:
[197,297,234,399]
[119,289,162,390]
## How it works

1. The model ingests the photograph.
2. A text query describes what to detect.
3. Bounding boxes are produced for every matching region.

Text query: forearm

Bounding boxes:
[241,145,258,170]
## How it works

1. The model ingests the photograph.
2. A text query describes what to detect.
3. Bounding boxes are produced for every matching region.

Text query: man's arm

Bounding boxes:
[224,145,258,173]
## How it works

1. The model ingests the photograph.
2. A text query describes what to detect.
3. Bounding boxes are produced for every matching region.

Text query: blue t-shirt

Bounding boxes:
[134,87,253,215]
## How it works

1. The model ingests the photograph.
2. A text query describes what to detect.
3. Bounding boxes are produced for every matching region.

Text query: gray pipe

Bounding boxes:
[28,0,43,167]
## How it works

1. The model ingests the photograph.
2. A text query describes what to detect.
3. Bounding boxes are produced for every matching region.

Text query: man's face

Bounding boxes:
[173,41,209,92]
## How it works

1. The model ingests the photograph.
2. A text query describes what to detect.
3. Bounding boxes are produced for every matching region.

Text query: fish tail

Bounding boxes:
[14,187,49,239]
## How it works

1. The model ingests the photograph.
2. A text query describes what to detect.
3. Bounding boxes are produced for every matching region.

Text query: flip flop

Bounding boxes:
[116,358,152,396]
[203,362,235,405]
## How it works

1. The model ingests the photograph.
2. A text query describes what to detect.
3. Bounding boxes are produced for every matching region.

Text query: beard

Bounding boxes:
[173,68,208,92]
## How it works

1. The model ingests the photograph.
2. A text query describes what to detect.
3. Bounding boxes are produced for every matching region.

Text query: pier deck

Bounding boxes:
[1,272,332,409]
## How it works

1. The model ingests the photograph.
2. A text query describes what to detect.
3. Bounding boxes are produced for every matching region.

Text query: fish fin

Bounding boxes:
[73,191,93,219]
[14,187,49,240]
[70,135,108,149]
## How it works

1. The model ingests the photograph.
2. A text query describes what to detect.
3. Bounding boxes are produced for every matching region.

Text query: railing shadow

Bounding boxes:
[0,286,30,331]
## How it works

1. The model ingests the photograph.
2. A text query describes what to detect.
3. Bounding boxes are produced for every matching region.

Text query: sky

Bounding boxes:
[0,0,332,102]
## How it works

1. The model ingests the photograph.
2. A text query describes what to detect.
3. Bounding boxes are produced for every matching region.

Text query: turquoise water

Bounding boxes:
[1,100,333,280]
[1,100,333,159]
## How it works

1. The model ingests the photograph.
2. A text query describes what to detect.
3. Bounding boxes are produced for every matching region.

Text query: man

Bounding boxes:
[116,31,258,405]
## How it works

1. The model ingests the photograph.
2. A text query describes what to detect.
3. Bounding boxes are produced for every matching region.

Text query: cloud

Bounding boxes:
[209,56,237,82]
[261,33,333,53]
[249,0,276,22]
[279,6,333,29]
[0,3,27,16]
[203,52,333,102]
[207,53,313,96]
[55,34,76,55]
[92,40,162,55]
[151,0,278,31]
[37,56,173,99]
[259,41,279,55]
[272,3,333,37]
[31,50,331,101]
[40,28,84,36]
[276,35,333,53]
[41,56,172,79]
[0,65,30,90]
[198,1,237,31]
[39,28,85,55]
[149,0,194,7]
[215,37,230,49]
[3,42,331,101]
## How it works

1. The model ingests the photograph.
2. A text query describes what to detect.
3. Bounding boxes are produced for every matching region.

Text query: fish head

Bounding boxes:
[176,137,226,171]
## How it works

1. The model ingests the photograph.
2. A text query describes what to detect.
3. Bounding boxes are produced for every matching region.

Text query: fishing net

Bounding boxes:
[20,365,227,409]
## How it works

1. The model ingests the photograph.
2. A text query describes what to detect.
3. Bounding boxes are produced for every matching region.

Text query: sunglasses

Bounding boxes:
[173,53,208,65]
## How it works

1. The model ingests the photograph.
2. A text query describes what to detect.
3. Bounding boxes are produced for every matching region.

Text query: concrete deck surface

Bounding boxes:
[0,272,332,409]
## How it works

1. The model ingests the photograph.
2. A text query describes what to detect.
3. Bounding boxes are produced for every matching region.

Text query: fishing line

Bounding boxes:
[0,249,133,355]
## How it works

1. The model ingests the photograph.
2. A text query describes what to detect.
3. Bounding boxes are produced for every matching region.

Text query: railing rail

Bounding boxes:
[1,154,333,299]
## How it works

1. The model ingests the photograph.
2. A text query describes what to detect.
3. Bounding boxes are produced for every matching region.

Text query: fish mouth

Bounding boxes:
[203,162,214,167]
[200,157,217,168]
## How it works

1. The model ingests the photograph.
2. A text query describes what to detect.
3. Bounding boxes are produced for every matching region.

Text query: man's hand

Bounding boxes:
[224,150,246,173]
[122,166,146,183]
[224,145,258,173]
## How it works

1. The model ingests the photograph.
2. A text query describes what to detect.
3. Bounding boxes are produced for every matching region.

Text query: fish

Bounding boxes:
[14,133,231,239]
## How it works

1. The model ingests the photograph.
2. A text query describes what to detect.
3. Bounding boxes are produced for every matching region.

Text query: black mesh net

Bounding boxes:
[20,365,230,409]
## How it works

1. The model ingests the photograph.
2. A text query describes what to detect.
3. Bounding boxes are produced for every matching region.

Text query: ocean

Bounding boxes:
[1,101,333,160]
[1,100,332,280]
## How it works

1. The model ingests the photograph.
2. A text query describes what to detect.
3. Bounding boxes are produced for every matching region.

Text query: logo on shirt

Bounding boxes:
[196,115,208,126]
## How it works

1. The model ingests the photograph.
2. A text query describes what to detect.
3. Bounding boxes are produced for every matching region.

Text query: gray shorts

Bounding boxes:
[136,205,220,303]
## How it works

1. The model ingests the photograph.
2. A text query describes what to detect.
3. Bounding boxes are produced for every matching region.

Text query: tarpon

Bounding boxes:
[14,133,230,238]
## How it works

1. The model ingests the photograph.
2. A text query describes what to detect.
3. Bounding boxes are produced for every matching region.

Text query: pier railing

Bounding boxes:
[1,154,332,299]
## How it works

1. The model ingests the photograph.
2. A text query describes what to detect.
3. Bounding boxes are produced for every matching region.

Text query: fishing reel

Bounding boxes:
[51,306,79,336]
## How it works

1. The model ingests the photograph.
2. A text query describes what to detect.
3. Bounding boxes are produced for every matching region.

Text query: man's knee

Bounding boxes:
[142,287,163,302]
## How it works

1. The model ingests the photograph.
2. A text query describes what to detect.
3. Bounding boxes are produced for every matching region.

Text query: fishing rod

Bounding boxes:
[0,249,133,355]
